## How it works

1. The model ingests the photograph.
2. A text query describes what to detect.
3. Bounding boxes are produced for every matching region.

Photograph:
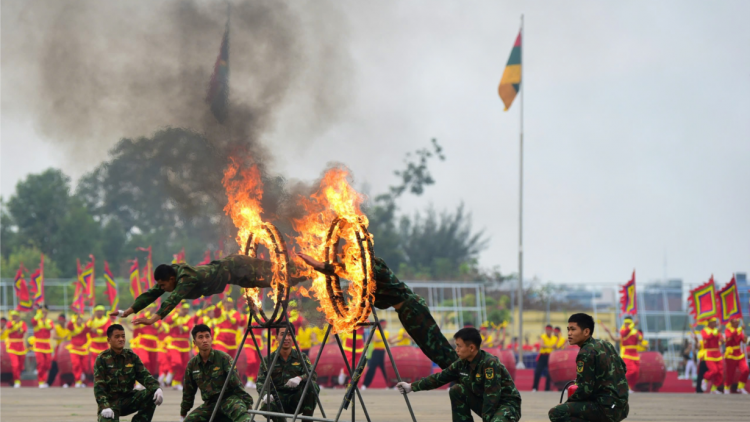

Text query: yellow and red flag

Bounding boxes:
[129,258,142,299]
[71,260,86,314]
[28,254,45,307]
[172,248,186,264]
[14,264,32,311]
[104,261,118,311]
[82,255,95,307]
[717,275,742,323]
[137,246,154,290]
[198,249,212,265]
[619,271,637,315]
[688,277,718,323]
[498,30,522,111]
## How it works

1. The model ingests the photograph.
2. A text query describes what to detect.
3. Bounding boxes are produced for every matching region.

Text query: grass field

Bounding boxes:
[0,387,748,422]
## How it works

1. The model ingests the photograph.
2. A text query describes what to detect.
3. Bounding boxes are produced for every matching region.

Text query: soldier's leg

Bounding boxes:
[485,404,521,422]
[118,388,157,422]
[217,394,253,422]
[448,384,482,422]
[288,385,318,416]
[548,401,609,422]
[259,396,286,422]
[396,294,458,369]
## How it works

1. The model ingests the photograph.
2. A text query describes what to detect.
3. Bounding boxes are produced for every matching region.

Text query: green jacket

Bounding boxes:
[569,337,629,409]
[93,348,160,413]
[257,348,319,395]
[412,350,521,421]
[181,349,253,417]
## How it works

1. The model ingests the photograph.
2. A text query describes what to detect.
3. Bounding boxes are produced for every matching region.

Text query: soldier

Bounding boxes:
[180,324,253,422]
[164,303,193,390]
[532,324,557,392]
[395,327,521,422]
[257,326,320,421]
[31,305,55,388]
[548,313,629,422]
[93,324,163,422]
[5,310,28,388]
[113,254,306,325]
[67,312,90,387]
[724,316,749,394]
[701,317,725,394]
[298,253,458,369]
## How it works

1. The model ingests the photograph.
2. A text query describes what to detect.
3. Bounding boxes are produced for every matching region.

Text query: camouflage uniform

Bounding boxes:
[256,348,319,422]
[548,337,629,422]
[132,254,287,319]
[181,349,254,422]
[324,256,458,369]
[411,349,521,422]
[93,348,160,422]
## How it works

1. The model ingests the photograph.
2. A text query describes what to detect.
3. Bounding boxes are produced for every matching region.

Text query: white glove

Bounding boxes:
[117,309,125,318]
[285,376,302,388]
[180,417,185,422]
[262,394,274,404]
[100,408,114,419]
[153,388,163,405]
[396,382,412,394]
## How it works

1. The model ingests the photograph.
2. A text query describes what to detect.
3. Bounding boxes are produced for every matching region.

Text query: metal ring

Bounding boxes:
[243,222,290,326]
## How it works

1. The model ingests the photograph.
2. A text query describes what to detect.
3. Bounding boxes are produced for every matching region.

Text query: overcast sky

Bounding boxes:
[2,1,749,288]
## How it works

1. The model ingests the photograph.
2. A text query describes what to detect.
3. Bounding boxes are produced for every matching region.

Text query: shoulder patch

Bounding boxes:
[577,360,584,373]
[214,366,220,371]
[125,363,134,367]
[292,362,300,366]
[485,368,494,380]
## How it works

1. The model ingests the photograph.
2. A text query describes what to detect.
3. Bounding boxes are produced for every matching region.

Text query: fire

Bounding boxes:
[223,158,288,314]
[292,166,375,333]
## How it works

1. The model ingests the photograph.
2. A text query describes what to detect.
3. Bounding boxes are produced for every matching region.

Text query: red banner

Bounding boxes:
[28,254,45,306]
[688,277,718,323]
[14,264,32,311]
[717,275,742,323]
[104,261,118,310]
[619,270,637,315]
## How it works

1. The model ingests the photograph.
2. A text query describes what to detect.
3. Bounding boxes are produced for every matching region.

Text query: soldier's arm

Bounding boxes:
[93,355,112,413]
[134,353,160,391]
[569,347,597,402]
[480,360,512,422]
[411,361,461,392]
[256,357,268,393]
[131,286,165,314]
[301,354,317,383]
[180,366,197,417]
[156,276,199,319]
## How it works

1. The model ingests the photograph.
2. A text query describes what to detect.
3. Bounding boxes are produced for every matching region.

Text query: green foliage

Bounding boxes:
[0,246,62,278]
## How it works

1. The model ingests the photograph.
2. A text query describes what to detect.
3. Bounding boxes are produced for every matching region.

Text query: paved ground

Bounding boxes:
[0,388,748,422]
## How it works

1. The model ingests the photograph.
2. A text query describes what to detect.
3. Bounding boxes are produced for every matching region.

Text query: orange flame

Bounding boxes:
[292,166,375,333]
[223,158,288,311]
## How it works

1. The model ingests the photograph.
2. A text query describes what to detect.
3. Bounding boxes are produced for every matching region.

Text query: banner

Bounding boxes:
[717,275,742,323]
[206,18,230,123]
[28,254,45,306]
[82,255,96,307]
[198,249,212,265]
[172,248,186,264]
[619,270,637,315]
[129,258,142,299]
[137,246,154,290]
[14,264,32,311]
[688,277,718,323]
[104,261,119,310]
[498,30,522,111]
[71,260,86,314]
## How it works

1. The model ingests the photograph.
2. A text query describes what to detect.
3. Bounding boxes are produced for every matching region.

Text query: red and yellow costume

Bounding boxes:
[212,302,241,355]
[237,311,265,385]
[724,322,748,392]
[701,324,724,391]
[132,311,161,375]
[66,314,89,386]
[619,319,641,389]
[156,319,170,381]
[86,312,112,369]
[30,310,54,386]
[164,308,193,386]
[5,313,28,386]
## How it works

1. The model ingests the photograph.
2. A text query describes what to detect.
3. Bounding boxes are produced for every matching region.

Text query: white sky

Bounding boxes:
[2,1,749,287]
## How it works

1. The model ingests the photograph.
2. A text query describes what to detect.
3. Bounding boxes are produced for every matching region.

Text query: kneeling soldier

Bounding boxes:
[94,324,164,422]
[395,327,522,422]
[257,326,319,422]
[181,324,253,422]
[548,313,629,422]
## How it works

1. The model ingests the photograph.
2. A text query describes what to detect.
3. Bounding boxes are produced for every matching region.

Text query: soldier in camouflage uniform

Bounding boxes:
[181,324,254,422]
[548,313,629,422]
[257,326,320,422]
[298,253,458,369]
[93,324,163,422]
[113,254,306,325]
[395,327,521,422]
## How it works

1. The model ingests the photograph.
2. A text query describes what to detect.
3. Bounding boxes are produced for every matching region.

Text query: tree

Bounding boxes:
[0,246,62,278]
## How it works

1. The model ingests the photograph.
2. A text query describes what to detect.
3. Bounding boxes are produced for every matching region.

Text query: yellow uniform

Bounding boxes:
[391,328,411,346]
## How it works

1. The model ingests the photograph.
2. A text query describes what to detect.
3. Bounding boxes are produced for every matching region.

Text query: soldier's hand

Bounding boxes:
[153,388,164,405]
[262,394,274,404]
[396,382,412,394]
[100,408,114,419]
[285,376,302,388]
[296,254,325,271]
[134,314,161,326]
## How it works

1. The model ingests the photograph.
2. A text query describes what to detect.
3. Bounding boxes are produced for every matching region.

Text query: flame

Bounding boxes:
[292,166,375,333]
[223,158,288,312]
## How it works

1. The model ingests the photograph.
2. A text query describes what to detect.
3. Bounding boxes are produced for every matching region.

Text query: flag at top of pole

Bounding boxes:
[498,30,522,111]
[206,12,230,123]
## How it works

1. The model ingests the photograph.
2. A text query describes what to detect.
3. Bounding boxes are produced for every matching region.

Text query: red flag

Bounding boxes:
[71,260,86,314]
[688,276,718,323]
[198,250,212,265]
[619,270,637,315]
[717,275,742,323]
[28,254,45,306]
[82,255,95,307]
[172,248,186,264]
[137,246,154,290]
[14,264,32,311]
[104,261,119,310]
[129,259,142,299]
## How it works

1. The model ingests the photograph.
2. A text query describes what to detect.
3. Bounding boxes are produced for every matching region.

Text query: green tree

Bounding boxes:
[0,246,62,278]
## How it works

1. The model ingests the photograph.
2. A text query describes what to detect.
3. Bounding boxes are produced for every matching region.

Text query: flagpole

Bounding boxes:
[516,14,525,370]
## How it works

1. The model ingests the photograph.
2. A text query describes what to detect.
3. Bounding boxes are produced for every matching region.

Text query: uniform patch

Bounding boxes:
[125,363,134,367]
[292,362,300,366]
[214,367,220,370]
[485,368,494,380]
[577,361,584,373]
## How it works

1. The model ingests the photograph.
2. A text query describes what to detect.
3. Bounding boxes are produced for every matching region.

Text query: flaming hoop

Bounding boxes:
[242,222,290,326]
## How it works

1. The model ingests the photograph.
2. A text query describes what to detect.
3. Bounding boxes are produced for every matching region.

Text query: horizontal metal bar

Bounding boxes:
[247,409,349,422]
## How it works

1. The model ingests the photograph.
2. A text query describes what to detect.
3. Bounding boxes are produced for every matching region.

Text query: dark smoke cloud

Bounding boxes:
[1,0,352,168]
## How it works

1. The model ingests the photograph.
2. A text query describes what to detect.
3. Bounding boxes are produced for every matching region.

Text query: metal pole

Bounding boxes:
[248,409,349,422]
[334,328,376,422]
[286,322,327,419]
[331,335,371,422]
[209,315,255,422]
[250,327,290,422]
[372,308,417,422]
[516,13,526,370]
[291,325,333,422]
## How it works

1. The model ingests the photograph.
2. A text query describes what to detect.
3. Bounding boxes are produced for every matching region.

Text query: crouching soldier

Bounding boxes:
[257,326,320,422]
[548,313,629,422]
[180,324,253,422]
[94,324,164,422]
[395,327,522,422]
